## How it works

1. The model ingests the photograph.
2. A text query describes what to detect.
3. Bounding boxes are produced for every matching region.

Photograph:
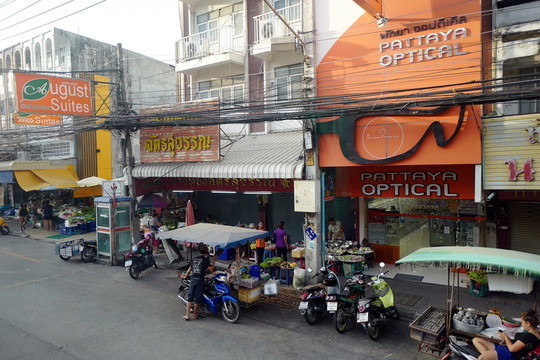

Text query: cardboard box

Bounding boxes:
[292,247,305,258]
[238,285,261,303]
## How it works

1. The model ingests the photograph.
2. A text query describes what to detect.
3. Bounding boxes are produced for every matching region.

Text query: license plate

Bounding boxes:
[125,260,132,267]
[327,302,337,312]
[357,312,369,323]
[298,301,309,310]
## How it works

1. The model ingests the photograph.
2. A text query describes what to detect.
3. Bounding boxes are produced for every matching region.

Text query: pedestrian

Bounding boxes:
[181,245,217,321]
[473,309,540,360]
[148,211,161,253]
[327,216,345,244]
[361,238,376,267]
[18,202,29,232]
[273,221,289,262]
[30,201,40,229]
[255,221,266,265]
[42,200,53,231]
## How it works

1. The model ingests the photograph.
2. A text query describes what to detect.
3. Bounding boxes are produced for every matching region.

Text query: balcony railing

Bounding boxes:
[177,26,245,62]
[253,3,302,44]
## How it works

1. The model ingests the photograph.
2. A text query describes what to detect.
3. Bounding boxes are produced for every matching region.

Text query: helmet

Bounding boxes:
[144,232,153,240]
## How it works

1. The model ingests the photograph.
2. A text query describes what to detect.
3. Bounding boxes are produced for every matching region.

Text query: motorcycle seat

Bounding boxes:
[303,283,325,292]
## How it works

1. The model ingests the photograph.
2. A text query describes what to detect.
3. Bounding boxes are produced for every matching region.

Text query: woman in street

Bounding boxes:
[273,221,289,262]
[18,202,29,232]
[42,200,53,231]
[255,221,266,265]
[472,309,540,360]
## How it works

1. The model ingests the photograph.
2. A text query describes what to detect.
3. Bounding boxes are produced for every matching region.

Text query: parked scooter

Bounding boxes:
[331,273,368,333]
[80,240,97,263]
[124,234,157,280]
[299,260,341,325]
[0,214,9,235]
[177,272,241,323]
[356,262,400,340]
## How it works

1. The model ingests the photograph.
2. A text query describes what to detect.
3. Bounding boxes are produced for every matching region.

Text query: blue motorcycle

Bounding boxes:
[177,273,241,324]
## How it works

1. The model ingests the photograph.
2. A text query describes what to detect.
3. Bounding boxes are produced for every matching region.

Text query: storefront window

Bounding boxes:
[368,198,484,258]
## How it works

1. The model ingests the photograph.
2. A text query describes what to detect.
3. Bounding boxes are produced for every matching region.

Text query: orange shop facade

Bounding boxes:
[314,0,488,263]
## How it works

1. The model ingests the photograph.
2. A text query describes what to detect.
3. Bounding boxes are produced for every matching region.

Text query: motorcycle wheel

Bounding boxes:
[221,300,240,324]
[129,265,140,280]
[59,255,70,261]
[365,314,380,340]
[1,225,9,235]
[178,289,189,312]
[304,302,320,325]
[80,247,96,263]
[334,307,348,333]
[390,306,400,320]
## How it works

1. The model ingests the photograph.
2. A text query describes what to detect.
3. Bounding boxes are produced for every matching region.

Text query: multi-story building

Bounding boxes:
[132,0,313,243]
[0,28,176,205]
[483,0,540,255]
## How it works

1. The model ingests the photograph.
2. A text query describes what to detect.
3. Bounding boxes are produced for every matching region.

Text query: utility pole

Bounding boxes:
[116,43,140,246]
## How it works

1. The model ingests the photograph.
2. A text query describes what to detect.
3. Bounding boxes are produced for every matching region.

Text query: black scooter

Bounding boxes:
[442,335,480,360]
[125,238,157,280]
[80,240,97,263]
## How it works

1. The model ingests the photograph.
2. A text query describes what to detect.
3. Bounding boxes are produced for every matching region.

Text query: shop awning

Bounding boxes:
[132,131,304,179]
[14,170,51,191]
[31,169,79,189]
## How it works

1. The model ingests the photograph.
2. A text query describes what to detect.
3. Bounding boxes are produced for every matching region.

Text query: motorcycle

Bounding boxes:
[442,335,480,360]
[356,262,400,340]
[124,235,157,280]
[80,240,97,263]
[331,273,368,334]
[299,260,341,325]
[0,215,9,235]
[177,272,241,324]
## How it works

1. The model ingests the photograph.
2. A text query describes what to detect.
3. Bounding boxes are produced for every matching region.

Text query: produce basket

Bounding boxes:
[409,306,446,345]
[239,277,259,289]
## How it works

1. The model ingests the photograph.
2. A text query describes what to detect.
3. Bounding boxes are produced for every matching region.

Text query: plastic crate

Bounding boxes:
[218,248,235,260]
[59,224,67,235]
[469,280,488,297]
[239,277,259,289]
[77,223,88,234]
[87,221,96,232]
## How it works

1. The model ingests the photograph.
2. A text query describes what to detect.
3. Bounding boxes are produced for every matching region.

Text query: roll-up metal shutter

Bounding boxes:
[268,193,305,245]
[509,202,540,255]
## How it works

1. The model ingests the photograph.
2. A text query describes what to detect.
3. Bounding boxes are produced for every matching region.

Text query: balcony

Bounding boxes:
[176,26,245,74]
[251,3,302,60]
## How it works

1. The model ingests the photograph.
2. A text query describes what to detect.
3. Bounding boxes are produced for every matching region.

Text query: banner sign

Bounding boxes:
[335,165,476,199]
[14,73,92,116]
[14,113,62,126]
[135,177,294,194]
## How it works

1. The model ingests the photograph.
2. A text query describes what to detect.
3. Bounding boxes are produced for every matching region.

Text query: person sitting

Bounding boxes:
[361,238,376,268]
[472,309,540,360]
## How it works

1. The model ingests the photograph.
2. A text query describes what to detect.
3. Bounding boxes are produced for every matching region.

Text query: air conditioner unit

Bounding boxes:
[261,20,274,39]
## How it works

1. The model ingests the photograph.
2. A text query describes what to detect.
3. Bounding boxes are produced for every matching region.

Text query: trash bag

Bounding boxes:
[293,267,306,289]
[264,278,279,295]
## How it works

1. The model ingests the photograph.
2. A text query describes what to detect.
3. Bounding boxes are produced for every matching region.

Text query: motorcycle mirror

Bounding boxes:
[379,262,385,268]
[328,255,334,260]
[307,267,313,273]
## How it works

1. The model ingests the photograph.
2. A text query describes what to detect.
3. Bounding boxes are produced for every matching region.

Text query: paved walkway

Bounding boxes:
[5,217,538,323]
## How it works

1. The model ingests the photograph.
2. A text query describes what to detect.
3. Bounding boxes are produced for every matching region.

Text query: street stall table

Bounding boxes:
[396,246,540,357]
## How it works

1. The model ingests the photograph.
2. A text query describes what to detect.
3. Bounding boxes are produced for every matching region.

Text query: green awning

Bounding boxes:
[396,246,540,279]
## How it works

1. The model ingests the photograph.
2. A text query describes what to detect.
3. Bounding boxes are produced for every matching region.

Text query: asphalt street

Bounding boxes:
[0,233,432,360]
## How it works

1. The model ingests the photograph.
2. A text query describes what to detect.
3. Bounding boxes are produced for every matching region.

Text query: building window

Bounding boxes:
[275,63,302,101]
[41,141,72,159]
[196,2,243,35]
[197,76,244,107]
[518,66,540,114]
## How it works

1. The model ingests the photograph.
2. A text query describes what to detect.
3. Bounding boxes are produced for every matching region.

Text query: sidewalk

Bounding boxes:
[7,216,537,323]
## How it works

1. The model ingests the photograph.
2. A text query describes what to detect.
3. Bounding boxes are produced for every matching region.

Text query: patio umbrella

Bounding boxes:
[138,193,168,209]
[160,223,269,250]
[185,200,195,226]
[77,176,106,188]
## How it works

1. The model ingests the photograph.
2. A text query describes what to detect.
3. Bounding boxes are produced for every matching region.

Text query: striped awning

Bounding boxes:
[133,131,304,179]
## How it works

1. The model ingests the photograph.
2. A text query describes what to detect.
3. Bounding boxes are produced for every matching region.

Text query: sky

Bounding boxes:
[0,0,181,64]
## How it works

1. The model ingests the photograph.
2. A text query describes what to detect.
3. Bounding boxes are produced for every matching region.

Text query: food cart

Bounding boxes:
[160,223,269,308]
[396,246,540,356]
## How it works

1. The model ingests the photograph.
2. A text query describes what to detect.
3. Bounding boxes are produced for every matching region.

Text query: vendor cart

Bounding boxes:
[161,223,269,308]
[396,246,540,356]
[55,238,83,261]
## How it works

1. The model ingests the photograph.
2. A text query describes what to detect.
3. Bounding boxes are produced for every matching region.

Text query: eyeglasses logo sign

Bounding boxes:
[362,117,405,159]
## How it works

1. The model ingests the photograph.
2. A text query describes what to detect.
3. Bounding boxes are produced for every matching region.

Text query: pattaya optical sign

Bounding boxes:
[15,73,92,116]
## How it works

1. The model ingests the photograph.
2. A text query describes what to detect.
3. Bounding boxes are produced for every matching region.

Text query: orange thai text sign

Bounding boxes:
[15,73,92,116]
[14,113,62,126]
[335,165,476,199]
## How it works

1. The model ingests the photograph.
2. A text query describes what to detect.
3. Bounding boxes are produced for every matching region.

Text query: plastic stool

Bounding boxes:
[263,250,273,261]
[65,225,77,236]
[293,257,305,269]
[279,268,293,286]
